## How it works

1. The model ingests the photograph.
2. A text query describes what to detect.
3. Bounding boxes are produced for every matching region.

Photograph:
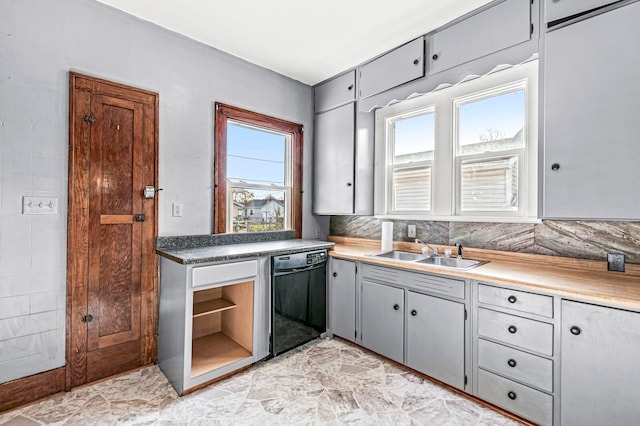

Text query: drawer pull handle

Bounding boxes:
[507,359,517,368]
[570,326,581,335]
[507,295,517,304]
[411,309,417,316]
[508,325,517,334]
[393,304,400,311]
[507,391,517,400]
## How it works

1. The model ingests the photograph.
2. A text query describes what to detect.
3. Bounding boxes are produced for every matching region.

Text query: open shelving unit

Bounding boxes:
[191,281,254,378]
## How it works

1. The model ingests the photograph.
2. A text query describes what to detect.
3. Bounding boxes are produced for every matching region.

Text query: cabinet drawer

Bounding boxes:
[477,369,553,426]
[314,71,356,113]
[478,339,553,392]
[478,284,553,318]
[478,308,553,356]
[192,260,257,288]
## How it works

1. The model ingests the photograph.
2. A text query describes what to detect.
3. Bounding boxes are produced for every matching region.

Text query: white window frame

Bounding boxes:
[374,60,538,222]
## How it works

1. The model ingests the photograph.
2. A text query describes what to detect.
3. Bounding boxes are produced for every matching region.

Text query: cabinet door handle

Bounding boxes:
[570,326,581,335]
[411,309,417,316]
[332,272,337,278]
[551,163,560,171]
[432,54,438,60]
[413,59,420,65]
[507,359,517,368]
[508,325,517,334]
[393,304,400,311]
[507,391,517,400]
[507,295,517,304]
[347,84,353,91]
[346,182,352,187]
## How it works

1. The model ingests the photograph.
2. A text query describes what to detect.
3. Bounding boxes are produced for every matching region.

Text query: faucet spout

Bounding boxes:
[455,243,463,259]
[415,239,438,256]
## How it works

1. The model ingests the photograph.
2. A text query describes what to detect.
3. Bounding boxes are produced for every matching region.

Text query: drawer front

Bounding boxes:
[478,339,553,392]
[362,263,402,284]
[192,260,257,288]
[314,71,356,113]
[478,308,553,356]
[407,273,465,299]
[478,284,553,318]
[477,369,553,426]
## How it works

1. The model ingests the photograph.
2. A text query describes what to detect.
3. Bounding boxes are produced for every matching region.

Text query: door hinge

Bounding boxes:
[355,330,357,340]
[530,23,534,35]
[464,375,468,386]
[464,309,468,320]
[83,115,96,124]
[355,264,358,274]
[81,314,93,323]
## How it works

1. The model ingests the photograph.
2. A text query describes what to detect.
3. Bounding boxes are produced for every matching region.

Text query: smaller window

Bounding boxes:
[386,108,435,214]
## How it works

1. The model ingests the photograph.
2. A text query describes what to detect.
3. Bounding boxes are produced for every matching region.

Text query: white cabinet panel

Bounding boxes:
[545,0,617,22]
[429,0,531,75]
[544,2,640,219]
[359,37,424,99]
[314,71,356,113]
[313,103,355,214]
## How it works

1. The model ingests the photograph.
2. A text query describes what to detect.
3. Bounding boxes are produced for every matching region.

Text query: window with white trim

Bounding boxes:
[374,61,538,221]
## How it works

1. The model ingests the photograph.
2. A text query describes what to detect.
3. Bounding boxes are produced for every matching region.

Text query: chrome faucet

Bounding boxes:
[415,239,438,256]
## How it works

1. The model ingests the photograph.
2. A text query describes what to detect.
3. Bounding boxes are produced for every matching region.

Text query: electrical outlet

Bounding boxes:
[607,253,625,272]
[407,224,416,238]
[172,203,183,217]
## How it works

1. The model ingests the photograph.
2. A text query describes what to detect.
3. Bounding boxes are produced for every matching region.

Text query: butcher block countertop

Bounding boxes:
[329,236,640,311]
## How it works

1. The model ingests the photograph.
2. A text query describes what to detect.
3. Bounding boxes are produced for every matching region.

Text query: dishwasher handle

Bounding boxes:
[273,262,326,276]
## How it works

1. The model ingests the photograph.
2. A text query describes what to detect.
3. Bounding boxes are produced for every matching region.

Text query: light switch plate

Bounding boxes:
[408,224,416,238]
[23,196,58,215]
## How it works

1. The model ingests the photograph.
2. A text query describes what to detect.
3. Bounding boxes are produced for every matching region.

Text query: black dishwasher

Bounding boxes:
[271,249,327,356]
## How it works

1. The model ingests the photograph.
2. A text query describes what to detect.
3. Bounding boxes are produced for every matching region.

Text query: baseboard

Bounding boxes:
[0,367,65,413]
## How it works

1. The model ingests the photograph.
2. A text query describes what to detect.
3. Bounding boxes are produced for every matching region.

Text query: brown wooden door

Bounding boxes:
[67,73,158,389]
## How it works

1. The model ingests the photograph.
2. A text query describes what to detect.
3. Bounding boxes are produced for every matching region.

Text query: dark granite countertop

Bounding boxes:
[157,239,335,265]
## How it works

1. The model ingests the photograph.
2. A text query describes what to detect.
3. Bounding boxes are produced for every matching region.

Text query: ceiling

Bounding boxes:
[95,0,493,85]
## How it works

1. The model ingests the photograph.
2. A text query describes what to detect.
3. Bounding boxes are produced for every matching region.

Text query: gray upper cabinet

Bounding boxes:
[428,0,532,75]
[314,71,356,113]
[360,280,404,363]
[359,37,424,99]
[406,291,465,390]
[561,300,640,426]
[544,1,640,219]
[329,258,357,342]
[313,103,355,215]
[545,0,617,23]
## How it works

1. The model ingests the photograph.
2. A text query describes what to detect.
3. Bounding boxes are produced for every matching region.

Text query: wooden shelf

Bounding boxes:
[191,332,251,378]
[193,298,236,318]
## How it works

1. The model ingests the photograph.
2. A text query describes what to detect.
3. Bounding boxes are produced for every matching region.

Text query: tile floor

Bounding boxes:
[0,338,523,425]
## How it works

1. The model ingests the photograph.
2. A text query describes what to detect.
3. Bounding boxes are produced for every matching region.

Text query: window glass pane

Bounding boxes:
[458,89,525,155]
[227,123,287,185]
[392,112,435,164]
[392,166,431,211]
[460,156,518,211]
[230,187,287,233]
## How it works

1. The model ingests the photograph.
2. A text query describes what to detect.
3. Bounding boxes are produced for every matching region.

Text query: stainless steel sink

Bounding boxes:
[368,250,426,261]
[415,256,485,270]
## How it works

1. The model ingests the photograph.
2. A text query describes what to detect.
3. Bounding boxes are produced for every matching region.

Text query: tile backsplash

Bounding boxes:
[330,216,640,264]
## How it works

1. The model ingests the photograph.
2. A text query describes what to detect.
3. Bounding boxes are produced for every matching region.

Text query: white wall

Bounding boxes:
[0,0,326,383]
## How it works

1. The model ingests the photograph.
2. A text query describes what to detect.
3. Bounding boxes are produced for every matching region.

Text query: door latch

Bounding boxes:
[81,314,93,323]
[135,214,146,222]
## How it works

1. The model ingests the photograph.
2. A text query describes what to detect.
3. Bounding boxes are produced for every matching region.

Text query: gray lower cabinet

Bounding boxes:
[360,280,404,363]
[313,103,355,214]
[407,291,465,389]
[544,1,640,219]
[561,300,640,426]
[329,258,357,342]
